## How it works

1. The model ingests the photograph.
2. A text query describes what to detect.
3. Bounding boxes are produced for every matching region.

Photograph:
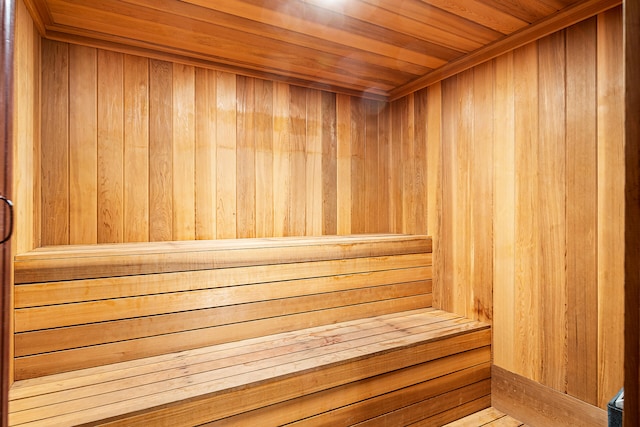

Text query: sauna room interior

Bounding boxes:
[1,0,639,425]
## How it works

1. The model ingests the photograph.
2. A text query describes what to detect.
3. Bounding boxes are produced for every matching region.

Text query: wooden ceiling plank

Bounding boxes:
[180,0,448,69]
[390,0,621,100]
[302,0,486,53]
[361,0,502,46]
[122,0,433,77]
[421,0,530,34]
[47,0,418,92]
[475,0,559,23]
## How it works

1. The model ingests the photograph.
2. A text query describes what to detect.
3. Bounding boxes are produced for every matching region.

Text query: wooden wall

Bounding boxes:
[11,0,40,386]
[38,42,435,245]
[415,8,623,409]
[36,5,624,413]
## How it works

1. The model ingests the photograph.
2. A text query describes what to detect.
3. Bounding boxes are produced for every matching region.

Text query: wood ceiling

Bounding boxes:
[25,0,619,100]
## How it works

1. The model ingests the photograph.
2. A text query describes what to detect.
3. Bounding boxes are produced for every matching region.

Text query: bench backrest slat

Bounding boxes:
[13,234,433,380]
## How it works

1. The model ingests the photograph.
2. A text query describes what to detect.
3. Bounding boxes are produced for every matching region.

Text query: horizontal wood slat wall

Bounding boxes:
[12,235,433,379]
[423,8,623,410]
[39,41,436,245]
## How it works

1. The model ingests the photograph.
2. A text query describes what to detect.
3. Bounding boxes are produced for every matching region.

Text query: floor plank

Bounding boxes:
[444,407,526,426]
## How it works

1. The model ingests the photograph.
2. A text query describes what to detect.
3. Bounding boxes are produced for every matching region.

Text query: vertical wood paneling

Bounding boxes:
[492,51,515,371]
[273,82,290,237]
[336,94,351,235]
[350,100,365,234]
[597,7,625,409]
[68,45,97,245]
[41,40,69,246]
[289,86,307,236]
[254,79,273,238]
[306,90,323,236]
[236,76,256,238]
[471,61,493,324]
[216,72,237,239]
[453,70,472,318]
[377,103,391,234]
[565,17,598,405]
[172,64,196,240]
[414,89,428,236]
[426,83,442,308]
[364,100,378,233]
[389,98,404,233]
[439,78,455,314]
[194,69,217,240]
[401,94,415,234]
[123,55,149,242]
[13,0,40,386]
[321,92,337,235]
[513,41,540,382]
[149,59,173,242]
[97,50,124,244]
[538,30,567,391]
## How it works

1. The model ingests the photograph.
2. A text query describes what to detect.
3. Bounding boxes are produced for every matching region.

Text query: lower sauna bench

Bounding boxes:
[10,234,491,426]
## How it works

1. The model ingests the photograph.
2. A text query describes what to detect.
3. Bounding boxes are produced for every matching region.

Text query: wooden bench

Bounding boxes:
[10,234,491,426]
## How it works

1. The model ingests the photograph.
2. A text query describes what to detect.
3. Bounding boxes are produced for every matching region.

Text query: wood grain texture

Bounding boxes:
[123,55,149,242]
[97,49,124,244]
[13,235,433,378]
[40,39,68,246]
[492,365,607,427]
[9,310,489,426]
[149,59,173,241]
[596,6,625,408]
[429,8,623,411]
[68,44,97,245]
[537,29,567,392]
[565,16,598,405]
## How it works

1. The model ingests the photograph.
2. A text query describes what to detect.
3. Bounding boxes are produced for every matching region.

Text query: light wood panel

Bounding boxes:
[9,310,489,426]
[13,235,433,378]
[11,0,41,399]
[39,41,435,244]
[422,8,624,410]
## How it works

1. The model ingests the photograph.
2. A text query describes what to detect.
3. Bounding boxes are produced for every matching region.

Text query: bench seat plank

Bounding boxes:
[9,309,490,427]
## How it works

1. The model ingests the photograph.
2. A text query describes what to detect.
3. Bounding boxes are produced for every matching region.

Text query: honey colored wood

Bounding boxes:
[9,311,489,426]
[24,0,616,99]
[148,59,173,242]
[13,235,433,378]
[596,6,625,408]
[97,49,124,244]
[625,0,640,424]
[123,55,149,243]
[68,44,97,245]
[443,407,524,426]
[206,361,491,426]
[492,365,607,427]
[40,39,68,246]
[390,0,621,99]
[427,7,623,411]
[492,51,515,372]
[172,63,196,241]
[538,30,567,391]
[565,17,598,405]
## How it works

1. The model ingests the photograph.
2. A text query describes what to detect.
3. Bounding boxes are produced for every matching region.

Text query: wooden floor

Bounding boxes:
[444,407,526,426]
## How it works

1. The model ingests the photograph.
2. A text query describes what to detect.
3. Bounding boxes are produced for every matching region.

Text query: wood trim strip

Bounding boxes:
[491,365,607,427]
[389,0,621,100]
[624,0,640,423]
